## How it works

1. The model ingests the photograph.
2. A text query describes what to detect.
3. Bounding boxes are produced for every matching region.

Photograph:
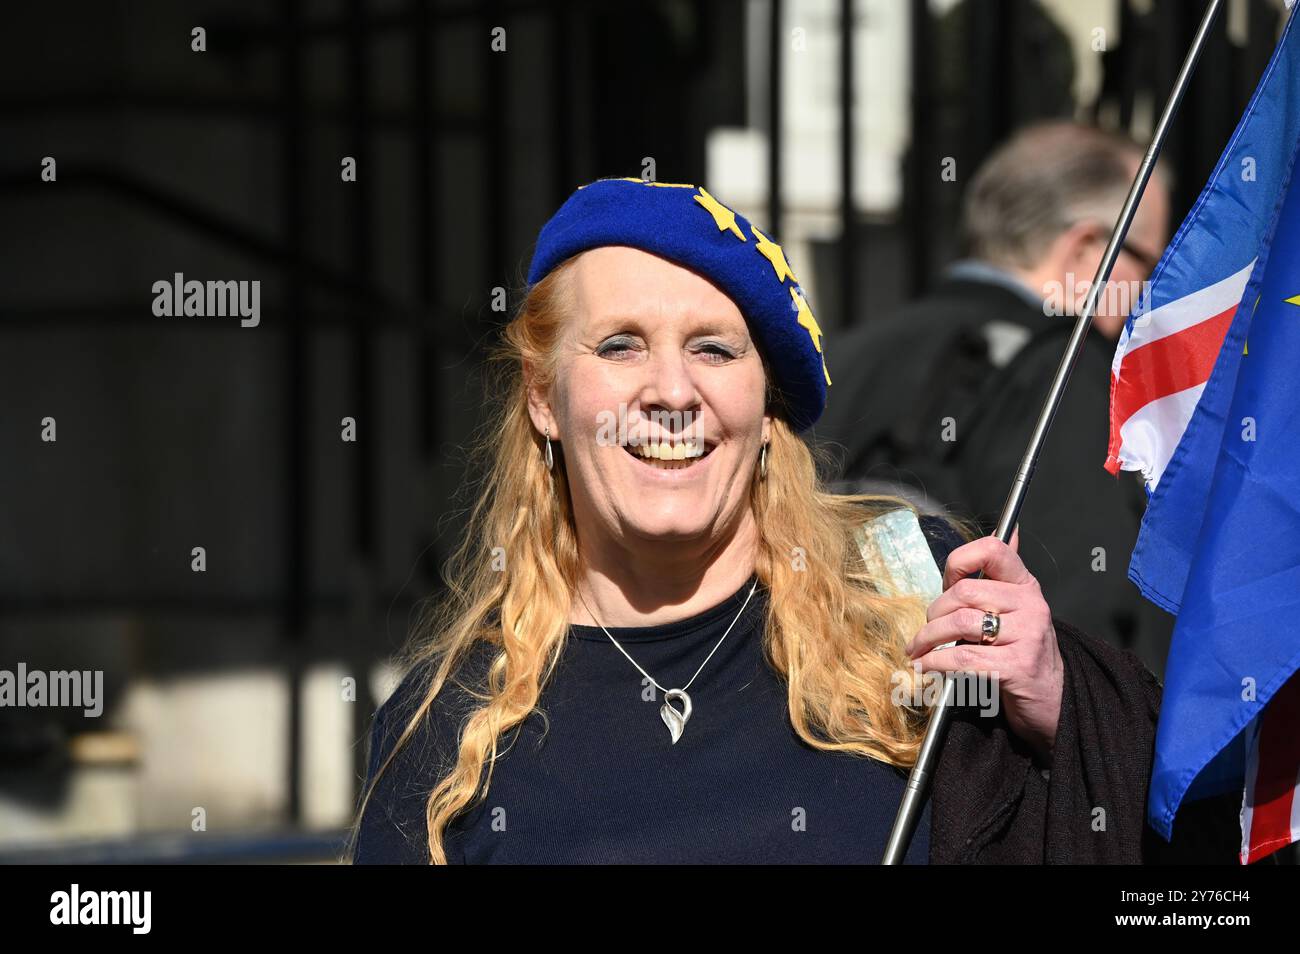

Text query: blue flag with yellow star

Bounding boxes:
[1126,8,1300,855]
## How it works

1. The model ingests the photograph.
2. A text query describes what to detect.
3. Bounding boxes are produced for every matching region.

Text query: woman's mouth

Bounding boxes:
[622,439,715,471]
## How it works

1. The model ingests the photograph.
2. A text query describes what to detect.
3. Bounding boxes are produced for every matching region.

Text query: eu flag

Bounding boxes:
[1112,8,1300,852]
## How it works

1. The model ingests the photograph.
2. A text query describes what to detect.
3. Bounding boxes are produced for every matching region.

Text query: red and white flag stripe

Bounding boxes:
[1241,672,1300,863]
[1105,260,1256,489]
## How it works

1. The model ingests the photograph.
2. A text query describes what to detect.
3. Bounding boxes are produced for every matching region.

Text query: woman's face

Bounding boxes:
[528,246,771,551]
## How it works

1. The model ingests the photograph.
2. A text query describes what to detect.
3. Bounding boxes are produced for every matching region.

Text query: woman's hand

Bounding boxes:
[903,527,1065,765]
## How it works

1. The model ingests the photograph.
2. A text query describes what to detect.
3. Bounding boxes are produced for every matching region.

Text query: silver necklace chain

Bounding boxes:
[574,577,760,743]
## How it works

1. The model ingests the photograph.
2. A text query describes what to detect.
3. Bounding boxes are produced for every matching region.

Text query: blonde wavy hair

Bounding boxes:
[347,255,957,864]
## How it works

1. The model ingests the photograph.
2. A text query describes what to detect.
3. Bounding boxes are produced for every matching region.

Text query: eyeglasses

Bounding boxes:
[1118,237,1162,274]
[1073,219,1162,274]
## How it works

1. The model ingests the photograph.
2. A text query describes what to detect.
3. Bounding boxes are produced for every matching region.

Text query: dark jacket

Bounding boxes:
[919,514,1236,863]
[934,615,1238,863]
[815,276,1175,677]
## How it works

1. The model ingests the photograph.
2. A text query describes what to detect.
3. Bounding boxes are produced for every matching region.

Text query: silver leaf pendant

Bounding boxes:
[660,688,692,744]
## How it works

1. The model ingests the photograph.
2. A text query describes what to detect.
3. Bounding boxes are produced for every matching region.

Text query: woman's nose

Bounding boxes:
[639,350,700,417]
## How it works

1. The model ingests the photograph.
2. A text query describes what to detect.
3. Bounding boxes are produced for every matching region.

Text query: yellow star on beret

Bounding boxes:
[789,285,822,352]
[693,187,746,242]
[752,226,794,284]
[789,285,831,386]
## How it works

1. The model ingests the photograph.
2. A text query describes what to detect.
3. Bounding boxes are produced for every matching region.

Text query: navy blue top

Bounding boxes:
[354,520,962,864]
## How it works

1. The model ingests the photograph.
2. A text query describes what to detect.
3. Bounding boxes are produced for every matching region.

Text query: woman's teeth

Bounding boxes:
[628,440,710,468]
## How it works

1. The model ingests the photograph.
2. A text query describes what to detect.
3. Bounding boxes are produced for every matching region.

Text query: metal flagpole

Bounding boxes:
[881,0,1225,865]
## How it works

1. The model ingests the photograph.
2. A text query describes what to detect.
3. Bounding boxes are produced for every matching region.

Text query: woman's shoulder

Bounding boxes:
[370,641,496,771]
[353,641,496,864]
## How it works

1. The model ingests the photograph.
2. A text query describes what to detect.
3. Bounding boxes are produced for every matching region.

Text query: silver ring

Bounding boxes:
[980,611,1000,645]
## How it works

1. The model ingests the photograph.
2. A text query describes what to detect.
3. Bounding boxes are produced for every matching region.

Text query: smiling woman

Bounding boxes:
[528,246,773,575]
[347,177,1238,865]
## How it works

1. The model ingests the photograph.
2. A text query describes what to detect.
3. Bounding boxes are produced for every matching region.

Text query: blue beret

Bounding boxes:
[526,177,830,432]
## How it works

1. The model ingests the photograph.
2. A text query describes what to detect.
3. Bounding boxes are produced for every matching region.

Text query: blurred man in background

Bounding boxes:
[817,121,1175,675]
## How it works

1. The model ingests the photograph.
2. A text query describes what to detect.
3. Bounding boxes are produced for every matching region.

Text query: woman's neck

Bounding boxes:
[571,510,760,628]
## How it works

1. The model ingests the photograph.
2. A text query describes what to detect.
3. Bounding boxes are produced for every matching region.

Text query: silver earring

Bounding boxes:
[544,426,554,472]
[759,441,768,479]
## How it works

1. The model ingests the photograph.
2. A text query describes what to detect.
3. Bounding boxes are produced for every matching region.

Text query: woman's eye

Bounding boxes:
[596,337,637,358]
[697,343,735,362]
[596,337,734,361]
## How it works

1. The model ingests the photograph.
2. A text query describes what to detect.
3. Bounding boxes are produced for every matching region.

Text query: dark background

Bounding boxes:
[0,0,1286,861]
